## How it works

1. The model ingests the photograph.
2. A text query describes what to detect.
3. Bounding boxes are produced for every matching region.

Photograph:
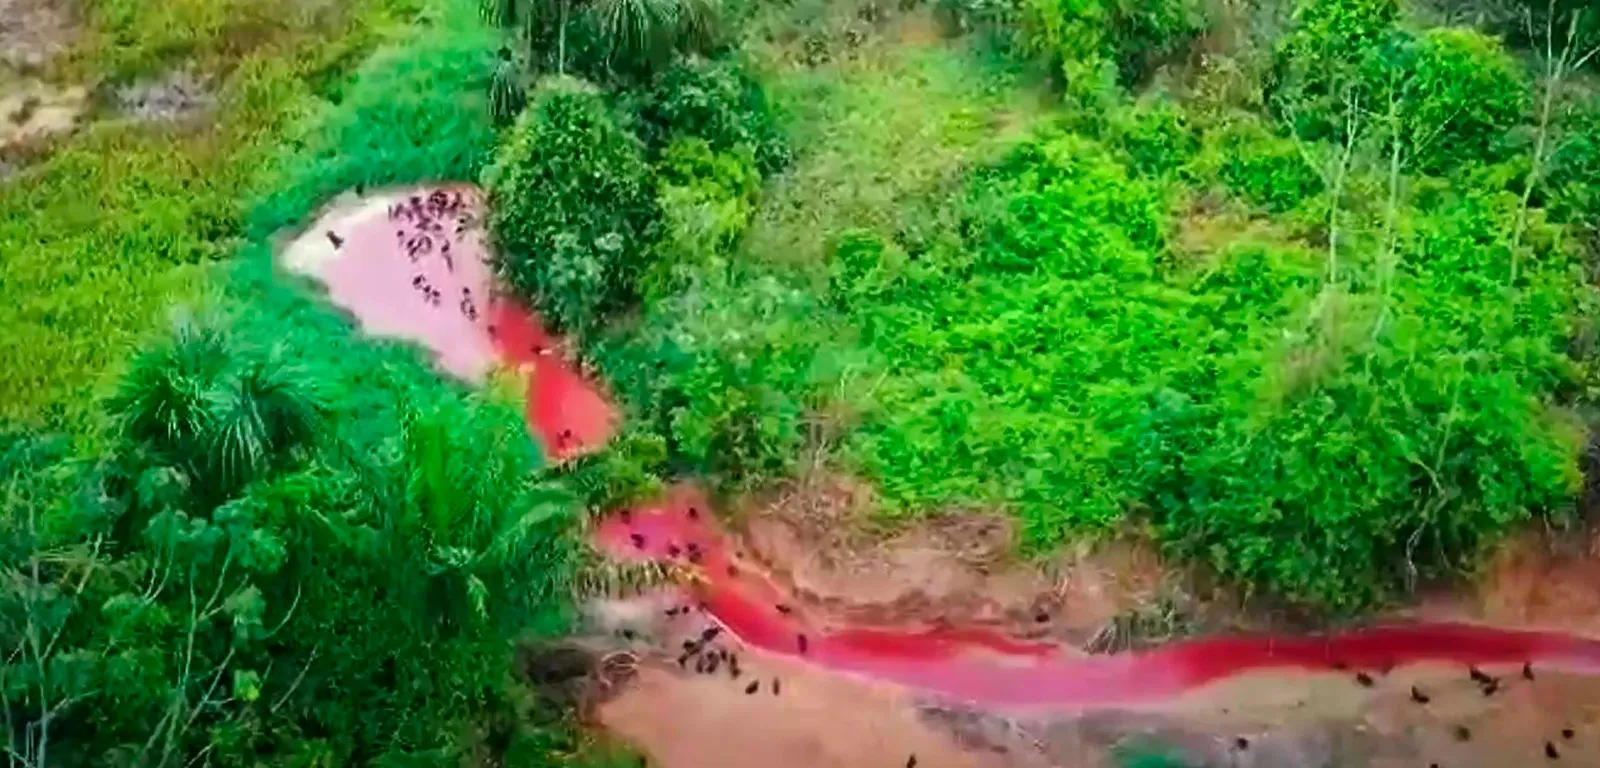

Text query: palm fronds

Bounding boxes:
[110,315,327,508]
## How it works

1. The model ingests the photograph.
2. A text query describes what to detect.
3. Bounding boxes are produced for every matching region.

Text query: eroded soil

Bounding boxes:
[284,184,1600,768]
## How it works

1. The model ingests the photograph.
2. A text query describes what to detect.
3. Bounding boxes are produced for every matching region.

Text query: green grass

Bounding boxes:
[0,0,417,435]
[743,14,1050,266]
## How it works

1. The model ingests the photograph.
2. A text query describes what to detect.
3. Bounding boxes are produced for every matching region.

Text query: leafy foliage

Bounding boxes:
[1270,0,1400,137]
[636,56,792,174]
[483,77,661,339]
[590,263,851,497]
[482,0,722,82]
[1206,117,1324,213]
[1392,28,1528,174]
[1543,94,1600,233]
[1,319,580,766]
[1020,0,1207,95]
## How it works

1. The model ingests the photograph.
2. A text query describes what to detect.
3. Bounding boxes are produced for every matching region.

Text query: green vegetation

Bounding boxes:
[3,0,624,764]
[2,317,578,765]
[494,0,1600,611]
[483,77,660,338]
[486,0,720,82]
[10,0,1600,760]
[0,0,417,434]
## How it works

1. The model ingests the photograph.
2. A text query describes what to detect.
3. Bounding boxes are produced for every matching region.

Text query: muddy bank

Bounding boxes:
[285,184,1600,768]
[734,476,1209,649]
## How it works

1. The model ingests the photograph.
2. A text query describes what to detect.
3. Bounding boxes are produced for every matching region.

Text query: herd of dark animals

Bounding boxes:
[616,518,931,766]
[1228,658,1578,765]
[329,189,608,451]
[321,192,1581,768]
[323,189,480,315]
[631,517,1584,767]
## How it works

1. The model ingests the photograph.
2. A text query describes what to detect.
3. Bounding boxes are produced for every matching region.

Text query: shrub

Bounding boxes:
[1547,97,1600,232]
[1020,0,1207,95]
[1209,119,1324,213]
[648,139,762,297]
[1134,188,1587,610]
[1396,28,1528,175]
[592,267,849,492]
[1100,99,1198,178]
[109,317,327,510]
[1270,0,1401,139]
[483,77,660,338]
[637,56,791,175]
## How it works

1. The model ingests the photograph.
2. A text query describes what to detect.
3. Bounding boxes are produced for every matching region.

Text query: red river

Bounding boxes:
[305,184,1600,711]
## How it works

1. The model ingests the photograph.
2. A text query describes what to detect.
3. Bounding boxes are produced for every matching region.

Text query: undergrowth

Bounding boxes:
[0,0,420,435]
[567,0,1600,611]
[2,1,624,764]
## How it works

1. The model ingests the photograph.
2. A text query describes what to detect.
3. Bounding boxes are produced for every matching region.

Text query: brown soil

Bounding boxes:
[0,0,77,74]
[0,79,87,152]
[932,660,1600,768]
[732,476,1187,647]
[1412,527,1600,637]
[596,655,1016,768]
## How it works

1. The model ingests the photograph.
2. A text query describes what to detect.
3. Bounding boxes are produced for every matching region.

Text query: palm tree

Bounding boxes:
[377,395,576,635]
[483,0,721,79]
[110,316,327,511]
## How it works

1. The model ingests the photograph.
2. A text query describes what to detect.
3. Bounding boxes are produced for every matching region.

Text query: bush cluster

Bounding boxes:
[482,78,661,339]
[637,56,792,175]
[1020,0,1208,95]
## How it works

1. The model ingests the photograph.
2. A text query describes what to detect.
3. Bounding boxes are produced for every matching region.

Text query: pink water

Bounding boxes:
[595,486,1600,708]
[308,186,616,461]
[310,185,1600,710]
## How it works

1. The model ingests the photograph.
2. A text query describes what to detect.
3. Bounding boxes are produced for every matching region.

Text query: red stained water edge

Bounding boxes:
[485,298,616,462]
[594,488,1600,709]
[303,186,616,462]
[308,185,1600,711]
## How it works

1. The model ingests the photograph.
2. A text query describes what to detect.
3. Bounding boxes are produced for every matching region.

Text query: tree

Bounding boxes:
[483,0,720,80]
[482,77,660,339]
[1,317,582,765]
